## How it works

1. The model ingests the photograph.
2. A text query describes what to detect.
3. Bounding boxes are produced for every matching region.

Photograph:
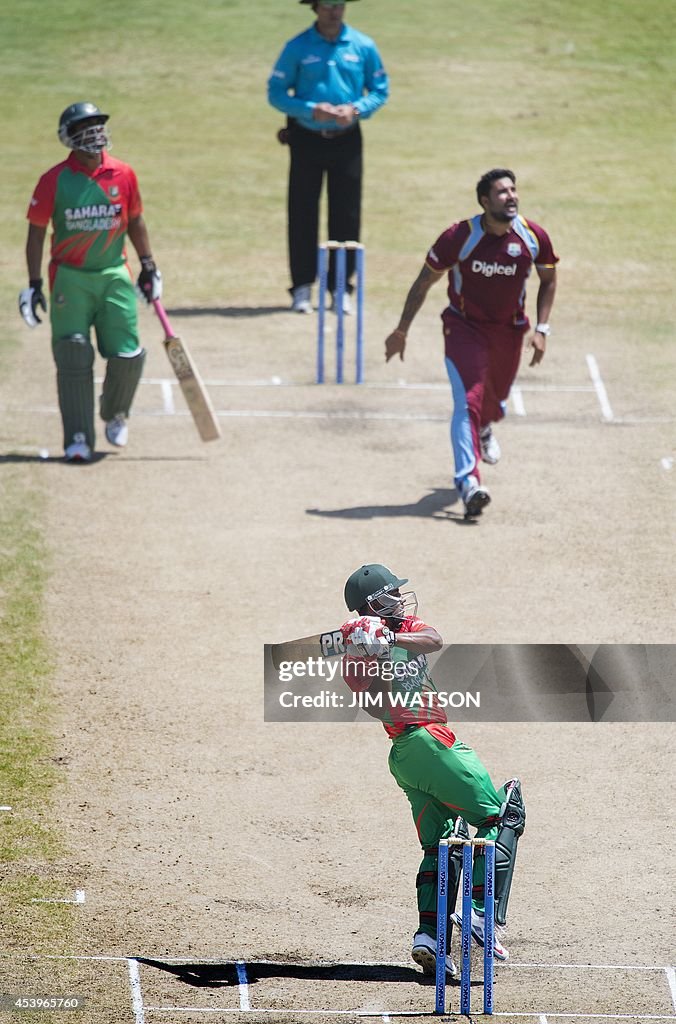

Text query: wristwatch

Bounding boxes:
[535,323,551,336]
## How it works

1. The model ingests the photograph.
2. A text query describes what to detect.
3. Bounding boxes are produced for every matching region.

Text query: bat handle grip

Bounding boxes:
[152,299,175,338]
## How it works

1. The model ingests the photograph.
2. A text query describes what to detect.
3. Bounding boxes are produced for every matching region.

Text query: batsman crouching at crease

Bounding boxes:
[340,563,526,977]
[267,0,389,314]
[19,102,163,462]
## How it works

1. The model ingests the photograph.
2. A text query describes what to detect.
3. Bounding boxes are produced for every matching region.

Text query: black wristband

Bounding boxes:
[29,278,43,289]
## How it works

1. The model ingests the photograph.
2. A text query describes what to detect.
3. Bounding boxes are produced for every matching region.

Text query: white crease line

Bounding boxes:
[160,380,175,415]
[138,378,596,392]
[495,1016,676,1021]
[540,1017,549,1024]
[0,805,11,811]
[508,962,666,971]
[660,457,673,471]
[31,889,85,904]
[132,1009,676,1020]
[236,961,250,1011]
[510,384,526,416]
[586,354,615,421]
[128,958,145,1024]
[666,966,676,1011]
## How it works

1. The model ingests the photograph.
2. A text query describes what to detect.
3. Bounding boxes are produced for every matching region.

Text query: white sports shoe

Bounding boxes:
[330,291,352,315]
[411,931,457,977]
[105,414,128,447]
[291,284,312,314]
[450,910,509,961]
[64,432,92,463]
[480,426,501,465]
[458,474,491,517]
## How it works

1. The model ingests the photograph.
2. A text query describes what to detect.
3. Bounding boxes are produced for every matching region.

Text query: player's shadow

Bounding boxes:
[0,453,206,465]
[306,487,476,524]
[134,957,429,988]
[0,452,109,465]
[164,306,290,318]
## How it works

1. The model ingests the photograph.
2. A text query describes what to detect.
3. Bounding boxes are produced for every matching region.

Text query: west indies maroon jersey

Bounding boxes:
[426,214,558,328]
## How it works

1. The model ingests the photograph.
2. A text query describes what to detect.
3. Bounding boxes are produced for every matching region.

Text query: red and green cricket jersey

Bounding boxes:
[342,617,448,739]
[27,152,143,271]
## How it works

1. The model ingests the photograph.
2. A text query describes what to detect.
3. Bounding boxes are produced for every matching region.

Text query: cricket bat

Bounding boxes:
[270,631,346,669]
[270,628,366,669]
[152,299,221,442]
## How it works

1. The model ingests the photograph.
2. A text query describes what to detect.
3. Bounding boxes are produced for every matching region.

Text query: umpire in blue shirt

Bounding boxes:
[268,0,389,314]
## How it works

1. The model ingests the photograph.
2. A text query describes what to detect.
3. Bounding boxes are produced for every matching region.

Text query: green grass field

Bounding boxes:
[0,0,674,970]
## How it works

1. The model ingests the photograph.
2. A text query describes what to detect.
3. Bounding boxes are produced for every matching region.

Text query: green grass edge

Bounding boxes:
[0,470,77,964]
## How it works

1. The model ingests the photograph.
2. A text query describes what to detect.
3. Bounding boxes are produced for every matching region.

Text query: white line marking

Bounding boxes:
[508,962,665,971]
[236,961,250,1011]
[138,377,597,393]
[540,1016,549,1023]
[128,958,145,1024]
[661,457,674,471]
[3,953,664,972]
[31,889,85,904]
[137,1008,676,1020]
[160,380,175,415]
[666,966,676,1011]
[586,354,615,421]
[0,805,11,811]
[510,384,526,416]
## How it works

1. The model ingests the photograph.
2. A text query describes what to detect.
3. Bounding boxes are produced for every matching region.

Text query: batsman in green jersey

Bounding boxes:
[340,564,526,978]
[20,102,163,462]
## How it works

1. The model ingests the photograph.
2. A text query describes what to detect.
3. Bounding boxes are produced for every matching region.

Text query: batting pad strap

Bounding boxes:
[416,870,437,888]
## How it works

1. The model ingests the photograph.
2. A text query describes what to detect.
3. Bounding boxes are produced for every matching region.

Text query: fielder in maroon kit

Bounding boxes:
[385,169,558,517]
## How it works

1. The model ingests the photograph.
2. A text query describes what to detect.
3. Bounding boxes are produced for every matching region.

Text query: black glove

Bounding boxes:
[136,256,163,303]
[19,278,47,327]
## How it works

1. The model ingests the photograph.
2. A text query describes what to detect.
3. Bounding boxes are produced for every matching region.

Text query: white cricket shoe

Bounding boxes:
[480,426,501,464]
[64,432,92,463]
[458,474,491,517]
[105,414,128,447]
[411,931,457,977]
[450,910,509,961]
[330,291,352,315]
[291,285,312,314]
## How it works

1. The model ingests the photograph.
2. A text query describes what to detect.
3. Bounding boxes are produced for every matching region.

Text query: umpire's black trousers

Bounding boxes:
[287,121,362,293]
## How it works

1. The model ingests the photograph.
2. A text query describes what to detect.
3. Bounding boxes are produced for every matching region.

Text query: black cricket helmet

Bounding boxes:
[344,563,418,621]
[58,102,110,154]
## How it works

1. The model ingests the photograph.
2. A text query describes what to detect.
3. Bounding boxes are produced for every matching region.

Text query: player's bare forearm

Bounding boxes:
[391,626,443,653]
[528,267,557,367]
[26,224,47,280]
[397,264,444,333]
[385,264,444,362]
[536,268,557,325]
[127,215,154,260]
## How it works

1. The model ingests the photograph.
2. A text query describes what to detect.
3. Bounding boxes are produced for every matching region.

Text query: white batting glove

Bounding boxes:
[345,619,395,658]
[19,280,47,327]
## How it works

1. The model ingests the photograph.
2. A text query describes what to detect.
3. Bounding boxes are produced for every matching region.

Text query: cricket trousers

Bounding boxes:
[442,311,526,486]
[388,723,508,938]
[287,122,362,292]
